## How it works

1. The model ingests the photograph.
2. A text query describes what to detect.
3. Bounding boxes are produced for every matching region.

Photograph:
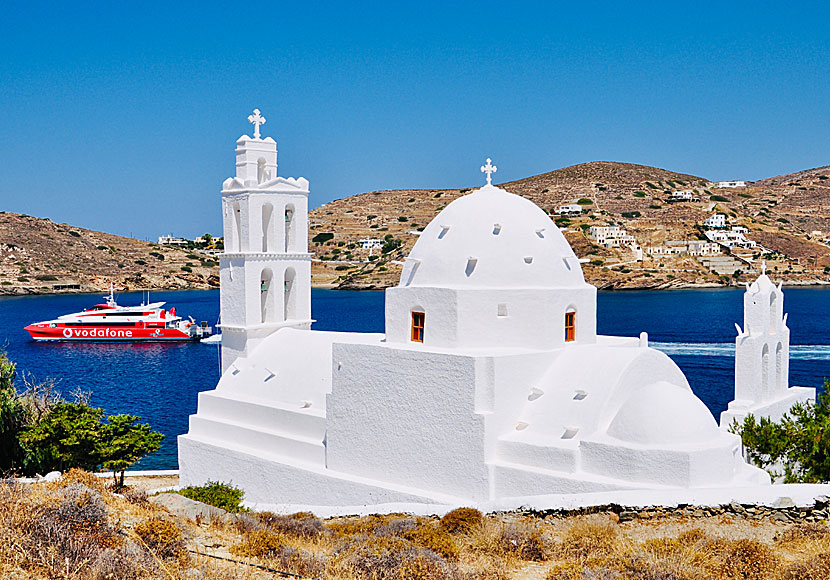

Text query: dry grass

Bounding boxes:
[4,473,830,579]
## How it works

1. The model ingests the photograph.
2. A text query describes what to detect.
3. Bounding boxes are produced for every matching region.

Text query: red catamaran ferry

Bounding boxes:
[24,285,213,342]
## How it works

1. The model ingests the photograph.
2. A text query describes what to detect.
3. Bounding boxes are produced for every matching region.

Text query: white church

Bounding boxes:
[178,111,815,509]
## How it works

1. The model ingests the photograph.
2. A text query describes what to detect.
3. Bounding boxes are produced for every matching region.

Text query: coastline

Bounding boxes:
[4,278,830,297]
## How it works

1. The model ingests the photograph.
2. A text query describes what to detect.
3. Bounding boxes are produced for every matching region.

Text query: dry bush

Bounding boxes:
[546,561,585,580]
[709,538,779,580]
[57,468,107,492]
[783,552,830,580]
[329,535,456,580]
[89,540,158,580]
[497,518,552,561]
[256,510,324,539]
[121,487,149,505]
[440,508,484,534]
[560,515,621,562]
[327,513,420,537]
[231,529,285,558]
[777,523,830,545]
[134,517,185,559]
[404,523,460,560]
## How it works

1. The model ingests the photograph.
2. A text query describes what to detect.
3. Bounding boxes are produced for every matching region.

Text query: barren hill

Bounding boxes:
[0,212,219,295]
[309,161,830,290]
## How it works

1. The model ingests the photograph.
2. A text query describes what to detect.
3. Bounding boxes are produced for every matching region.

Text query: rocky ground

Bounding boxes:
[4,471,830,579]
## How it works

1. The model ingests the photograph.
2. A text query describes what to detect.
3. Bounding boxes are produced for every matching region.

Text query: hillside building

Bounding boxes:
[715,181,748,188]
[587,225,635,249]
[178,113,773,509]
[669,190,697,202]
[704,214,727,229]
[359,238,383,250]
[555,203,583,216]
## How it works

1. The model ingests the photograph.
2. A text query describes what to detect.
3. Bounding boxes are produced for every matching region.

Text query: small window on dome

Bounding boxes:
[411,311,425,343]
[562,427,579,439]
[465,257,477,277]
[493,223,502,235]
[497,303,508,317]
[524,256,533,264]
[438,226,450,239]
[562,257,572,271]
[535,229,545,238]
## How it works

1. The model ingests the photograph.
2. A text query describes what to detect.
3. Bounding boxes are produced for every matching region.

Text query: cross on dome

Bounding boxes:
[248,108,266,139]
[761,260,767,275]
[481,158,497,185]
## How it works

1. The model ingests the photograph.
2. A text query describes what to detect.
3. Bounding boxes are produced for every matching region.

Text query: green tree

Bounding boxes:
[99,414,164,487]
[0,353,26,471]
[19,402,105,472]
[734,380,830,482]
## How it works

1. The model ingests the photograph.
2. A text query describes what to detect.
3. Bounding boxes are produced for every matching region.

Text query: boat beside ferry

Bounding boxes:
[24,286,213,342]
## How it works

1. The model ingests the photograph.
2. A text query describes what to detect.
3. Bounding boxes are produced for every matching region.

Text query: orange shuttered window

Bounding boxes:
[565,311,575,342]
[411,312,425,343]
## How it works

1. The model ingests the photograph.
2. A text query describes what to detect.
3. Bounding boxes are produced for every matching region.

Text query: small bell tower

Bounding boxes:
[218,109,312,372]
[721,265,813,428]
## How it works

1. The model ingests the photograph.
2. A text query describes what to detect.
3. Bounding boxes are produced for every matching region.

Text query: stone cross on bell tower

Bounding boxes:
[481,158,497,185]
[248,109,266,139]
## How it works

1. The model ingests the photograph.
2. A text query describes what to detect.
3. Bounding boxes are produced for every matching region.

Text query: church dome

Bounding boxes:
[607,381,721,445]
[400,184,586,289]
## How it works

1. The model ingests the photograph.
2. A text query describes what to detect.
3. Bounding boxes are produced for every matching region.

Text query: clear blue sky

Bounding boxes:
[1,1,828,239]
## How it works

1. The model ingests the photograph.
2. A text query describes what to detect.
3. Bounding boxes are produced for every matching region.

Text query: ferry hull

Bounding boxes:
[25,325,194,342]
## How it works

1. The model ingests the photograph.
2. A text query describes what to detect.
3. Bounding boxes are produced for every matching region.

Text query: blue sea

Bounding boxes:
[1,287,829,469]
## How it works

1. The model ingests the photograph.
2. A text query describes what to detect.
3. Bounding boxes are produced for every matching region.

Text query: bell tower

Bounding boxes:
[218,109,312,372]
[721,265,814,428]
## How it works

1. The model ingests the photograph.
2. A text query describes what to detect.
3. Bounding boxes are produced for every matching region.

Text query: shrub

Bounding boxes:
[576,198,593,205]
[231,529,284,557]
[330,535,455,580]
[560,515,620,561]
[335,265,353,271]
[498,519,550,561]
[712,538,779,580]
[69,231,81,237]
[633,191,646,197]
[177,480,246,512]
[405,524,459,560]
[257,511,324,539]
[96,245,108,250]
[710,195,729,202]
[621,211,641,218]
[134,260,147,265]
[35,275,57,281]
[134,518,184,559]
[440,507,483,533]
[735,381,830,482]
[590,259,604,266]
[180,266,192,272]
[312,232,335,244]
[17,277,29,282]
[398,216,409,222]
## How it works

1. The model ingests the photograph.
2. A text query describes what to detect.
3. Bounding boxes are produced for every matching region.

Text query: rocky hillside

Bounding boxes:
[4,161,829,296]
[0,212,219,295]
[309,161,830,290]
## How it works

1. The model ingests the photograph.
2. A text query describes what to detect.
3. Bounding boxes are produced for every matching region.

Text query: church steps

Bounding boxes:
[187,415,326,466]
[196,391,326,440]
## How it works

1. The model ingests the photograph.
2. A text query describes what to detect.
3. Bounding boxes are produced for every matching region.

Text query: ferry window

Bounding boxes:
[565,311,576,342]
[411,312,425,343]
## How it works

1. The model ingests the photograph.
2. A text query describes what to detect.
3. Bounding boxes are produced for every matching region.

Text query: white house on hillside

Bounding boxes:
[178,112,784,510]
[715,181,748,188]
[704,213,727,229]
[556,203,583,216]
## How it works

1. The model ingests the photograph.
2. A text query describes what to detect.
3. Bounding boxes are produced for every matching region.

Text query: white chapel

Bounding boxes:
[178,112,813,509]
